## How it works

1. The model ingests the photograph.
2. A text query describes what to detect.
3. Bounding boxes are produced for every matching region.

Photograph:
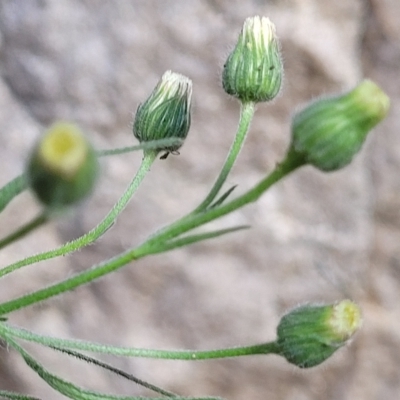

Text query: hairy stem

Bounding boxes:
[0,322,280,360]
[0,148,304,315]
[194,101,255,212]
[0,151,157,279]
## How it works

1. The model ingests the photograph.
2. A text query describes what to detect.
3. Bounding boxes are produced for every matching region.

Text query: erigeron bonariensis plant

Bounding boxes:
[0,16,389,400]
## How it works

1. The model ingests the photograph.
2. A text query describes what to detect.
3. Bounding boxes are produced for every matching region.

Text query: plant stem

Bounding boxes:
[142,147,305,246]
[0,174,27,213]
[98,138,183,157]
[194,101,255,212]
[0,151,157,279]
[3,335,190,400]
[0,322,280,360]
[0,390,41,400]
[0,249,144,315]
[0,148,304,315]
[0,212,48,251]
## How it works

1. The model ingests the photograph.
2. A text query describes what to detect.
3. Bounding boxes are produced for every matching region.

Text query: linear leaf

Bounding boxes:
[208,185,237,209]
[152,225,250,254]
[50,346,176,397]
[5,335,222,400]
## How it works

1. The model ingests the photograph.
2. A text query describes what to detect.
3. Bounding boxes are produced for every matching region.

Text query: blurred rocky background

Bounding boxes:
[0,0,399,399]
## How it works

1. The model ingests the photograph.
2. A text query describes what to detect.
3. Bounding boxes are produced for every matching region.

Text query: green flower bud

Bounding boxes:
[27,122,99,209]
[291,79,390,171]
[222,16,283,103]
[276,300,362,368]
[133,70,192,158]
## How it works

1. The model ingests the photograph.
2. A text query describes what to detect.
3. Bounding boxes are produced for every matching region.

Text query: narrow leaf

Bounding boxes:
[152,225,250,254]
[50,346,177,397]
[208,185,237,209]
[5,336,222,400]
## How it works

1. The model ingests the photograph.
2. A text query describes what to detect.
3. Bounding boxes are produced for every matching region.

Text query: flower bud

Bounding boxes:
[276,300,362,368]
[133,71,192,157]
[291,80,390,171]
[27,122,99,209]
[222,16,283,103]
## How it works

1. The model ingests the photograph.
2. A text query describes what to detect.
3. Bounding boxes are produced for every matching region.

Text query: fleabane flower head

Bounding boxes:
[223,16,283,103]
[290,79,390,171]
[133,70,192,158]
[276,300,362,368]
[38,123,88,180]
[27,121,99,209]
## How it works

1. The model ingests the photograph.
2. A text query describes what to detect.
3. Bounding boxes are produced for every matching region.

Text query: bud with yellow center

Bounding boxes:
[27,122,99,208]
[222,16,283,103]
[276,300,362,368]
[290,79,390,171]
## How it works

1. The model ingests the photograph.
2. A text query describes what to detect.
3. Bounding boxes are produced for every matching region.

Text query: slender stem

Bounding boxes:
[0,249,144,314]
[0,174,27,213]
[142,147,305,247]
[0,322,280,360]
[0,151,157,279]
[0,212,48,251]
[4,336,198,400]
[0,149,304,315]
[98,137,183,157]
[0,390,40,400]
[194,101,255,212]
[143,102,254,244]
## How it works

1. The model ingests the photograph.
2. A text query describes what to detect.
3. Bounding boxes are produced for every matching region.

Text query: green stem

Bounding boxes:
[0,148,304,315]
[0,322,280,360]
[194,101,255,212]
[0,174,28,213]
[0,249,144,315]
[0,390,40,400]
[0,151,157,279]
[142,147,305,247]
[97,138,183,157]
[0,212,48,251]
[4,335,206,400]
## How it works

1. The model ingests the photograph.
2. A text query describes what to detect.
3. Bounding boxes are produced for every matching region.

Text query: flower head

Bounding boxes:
[276,300,362,368]
[222,16,283,103]
[27,122,99,208]
[290,79,390,171]
[133,71,192,157]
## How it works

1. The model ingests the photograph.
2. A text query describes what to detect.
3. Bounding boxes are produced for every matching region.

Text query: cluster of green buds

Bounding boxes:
[133,70,193,158]
[223,16,283,103]
[1,17,392,398]
[222,16,389,172]
[276,300,362,368]
[26,122,99,209]
[289,79,390,171]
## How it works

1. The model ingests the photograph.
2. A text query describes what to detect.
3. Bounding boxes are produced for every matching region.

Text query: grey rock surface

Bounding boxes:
[0,0,399,399]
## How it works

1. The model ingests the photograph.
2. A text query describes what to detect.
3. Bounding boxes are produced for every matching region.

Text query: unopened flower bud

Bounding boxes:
[291,80,390,171]
[276,300,362,368]
[222,16,283,103]
[27,122,99,208]
[133,71,192,157]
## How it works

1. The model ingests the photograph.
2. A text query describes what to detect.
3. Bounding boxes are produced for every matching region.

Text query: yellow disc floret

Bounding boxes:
[329,300,362,341]
[38,122,88,180]
[27,121,99,208]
